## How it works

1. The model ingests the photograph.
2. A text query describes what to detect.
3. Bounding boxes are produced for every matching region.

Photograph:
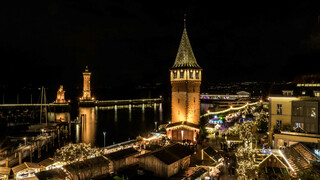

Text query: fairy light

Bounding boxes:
[201,102,259,117]
[278,150,295,172]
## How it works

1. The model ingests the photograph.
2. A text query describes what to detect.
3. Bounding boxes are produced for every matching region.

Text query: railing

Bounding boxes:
[0,103,69,107]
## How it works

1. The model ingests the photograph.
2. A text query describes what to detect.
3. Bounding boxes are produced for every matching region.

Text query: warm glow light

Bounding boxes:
[201,102,259,117]
[181,130,184,140]
[278,150,295,172]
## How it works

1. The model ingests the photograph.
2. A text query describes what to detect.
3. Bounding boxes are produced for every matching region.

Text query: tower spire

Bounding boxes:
[184,13,187,29]
[171,14,201,69]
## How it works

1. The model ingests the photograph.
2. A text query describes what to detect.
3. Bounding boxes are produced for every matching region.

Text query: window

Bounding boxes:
[178,99,180,104]
[295,123,304,130]
[277,104,282,115]
[282,90,293,96]
[294,106,303,116]
[276,120,282,129]
[193,87,195,92]
[180,71,184,78]
[314,91,320,97]
[173,71,177,79]
[189,71,193,79]
[310,107,317,118]
[195,71,199,79]
[194,97,195,102]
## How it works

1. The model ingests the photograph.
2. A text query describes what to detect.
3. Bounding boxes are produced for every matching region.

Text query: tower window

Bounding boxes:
[194,97,195,102]
[173,71,177,79]
[193,87,195,92]
[189,71,193,79]
[180,71,184,78]
[195,72,199,79]
[178,99,180,103]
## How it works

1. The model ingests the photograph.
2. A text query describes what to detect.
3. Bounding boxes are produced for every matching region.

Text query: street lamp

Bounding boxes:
[24,137,27,146]
[103,132,106,147]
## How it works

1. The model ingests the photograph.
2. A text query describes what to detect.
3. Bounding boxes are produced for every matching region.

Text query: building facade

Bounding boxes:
[268,82,320,149]
[166,19,202,142]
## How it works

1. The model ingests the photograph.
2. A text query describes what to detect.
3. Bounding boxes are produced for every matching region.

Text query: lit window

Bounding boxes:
[189,71,193,79]
[173,71,177,79]
[314,91,320,97]
[295,123,304,130]
[310,107,316,118]
[195,71,199,79]
[180,71,184,78]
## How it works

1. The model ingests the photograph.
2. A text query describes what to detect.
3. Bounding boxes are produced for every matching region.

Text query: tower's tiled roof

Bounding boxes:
[171,27,201,69]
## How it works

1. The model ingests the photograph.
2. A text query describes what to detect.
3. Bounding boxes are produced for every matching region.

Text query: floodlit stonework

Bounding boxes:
[166,19,202,142]
[82,66,92,100]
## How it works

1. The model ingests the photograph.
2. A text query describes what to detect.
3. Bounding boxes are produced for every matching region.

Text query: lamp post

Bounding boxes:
[103,132,106,147]
[154,121,158,131]
[24,137,27,146]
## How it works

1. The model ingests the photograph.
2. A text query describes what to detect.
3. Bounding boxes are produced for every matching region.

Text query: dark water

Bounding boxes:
[71,104,167,147]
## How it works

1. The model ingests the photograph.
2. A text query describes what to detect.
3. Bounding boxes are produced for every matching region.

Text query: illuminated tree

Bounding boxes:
[54,143,103,165]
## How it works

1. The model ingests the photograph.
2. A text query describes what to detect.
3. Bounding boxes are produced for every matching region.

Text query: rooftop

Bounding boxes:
[35,168,68,180]
[138,143,193,165]
[171,25,201,69]
[64,156,110,173]
[105,148,139,161]
[0,167,11,175]
[38,158,55,167]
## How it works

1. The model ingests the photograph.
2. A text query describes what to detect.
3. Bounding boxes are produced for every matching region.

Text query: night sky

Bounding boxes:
[1,1,320,90]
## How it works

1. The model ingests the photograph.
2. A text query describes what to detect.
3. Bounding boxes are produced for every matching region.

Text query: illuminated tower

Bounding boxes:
[166,17,202,142]
[82,66,92,100]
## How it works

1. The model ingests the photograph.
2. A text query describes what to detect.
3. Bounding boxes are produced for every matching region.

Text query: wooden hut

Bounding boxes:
[138,143,193,178]
[12,162,41,179]
[0,167,11,180]
[258,153,290,176]
[35,168,68,180]
[203,146,223,163]
[104,147,140,172]
[63,156,110,180]
[38,158,56,171]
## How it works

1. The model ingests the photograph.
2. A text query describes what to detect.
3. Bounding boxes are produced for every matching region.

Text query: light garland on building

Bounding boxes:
[201,102,259,117]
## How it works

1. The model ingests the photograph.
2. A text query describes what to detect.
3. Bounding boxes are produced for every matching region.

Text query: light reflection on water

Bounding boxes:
[72,104,164,147]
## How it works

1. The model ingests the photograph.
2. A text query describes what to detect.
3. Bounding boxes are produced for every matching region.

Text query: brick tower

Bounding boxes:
[166,18,202,142]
